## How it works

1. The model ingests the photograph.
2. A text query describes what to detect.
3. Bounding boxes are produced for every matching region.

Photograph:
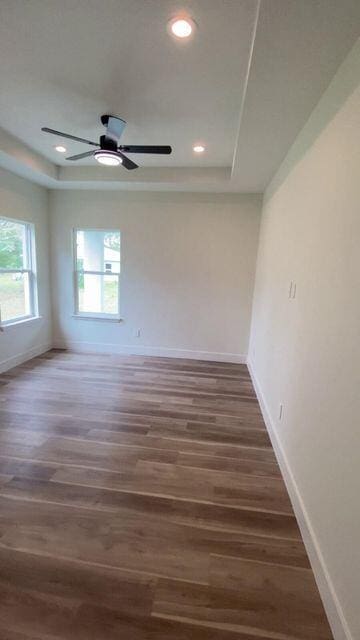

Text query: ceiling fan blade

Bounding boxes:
[41,127,98,146]
[119,145,172,154]
[106,116,126,143]
[117,151,138,170]
[66,150,96,161]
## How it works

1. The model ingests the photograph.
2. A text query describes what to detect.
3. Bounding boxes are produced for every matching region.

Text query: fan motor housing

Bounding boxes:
[100,134,117,152]
[100,114,110,127]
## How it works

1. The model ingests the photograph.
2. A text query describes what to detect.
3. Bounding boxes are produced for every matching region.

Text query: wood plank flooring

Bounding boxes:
[0,350,333,640]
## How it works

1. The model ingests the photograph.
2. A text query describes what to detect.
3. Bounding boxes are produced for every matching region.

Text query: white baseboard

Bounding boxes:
[247,358,352,640]
[53,340,247,364]
[0,342,52,374]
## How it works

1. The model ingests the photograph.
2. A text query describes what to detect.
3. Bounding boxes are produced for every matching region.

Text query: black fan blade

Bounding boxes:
[66,150,96,161]
[117,151,138,170]
[119,145,172,154]
[41,127,98,146]
[106,116,126,143]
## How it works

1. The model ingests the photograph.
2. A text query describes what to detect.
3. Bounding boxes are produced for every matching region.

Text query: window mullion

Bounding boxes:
[0,268,28,274]
[77,269,118,276]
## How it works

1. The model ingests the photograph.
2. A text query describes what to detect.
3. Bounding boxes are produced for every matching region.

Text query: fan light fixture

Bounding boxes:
[94,150,122,166]
[169,16,195,39]
[55,145,67,153]
[41,115,172,170]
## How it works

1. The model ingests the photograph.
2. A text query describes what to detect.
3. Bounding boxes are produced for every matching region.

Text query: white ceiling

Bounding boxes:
[0,0,359,192]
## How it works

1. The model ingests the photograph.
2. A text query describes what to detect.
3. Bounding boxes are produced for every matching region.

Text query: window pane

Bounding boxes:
[76,230,84,270]
[77,229,120,274]
[103,232,120,273]
[0,219,26,269]
[0,272,30,321]
[77,273,119,315]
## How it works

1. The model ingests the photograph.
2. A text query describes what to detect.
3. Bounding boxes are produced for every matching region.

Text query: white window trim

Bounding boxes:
[72,228,121,320]
[0,216,39,327]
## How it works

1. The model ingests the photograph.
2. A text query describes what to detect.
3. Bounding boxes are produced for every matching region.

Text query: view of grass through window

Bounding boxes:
[0,272,28,321]
[77,274,118,315]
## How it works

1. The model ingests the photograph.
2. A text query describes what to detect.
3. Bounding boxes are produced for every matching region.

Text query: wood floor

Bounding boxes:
[0,350,333,640]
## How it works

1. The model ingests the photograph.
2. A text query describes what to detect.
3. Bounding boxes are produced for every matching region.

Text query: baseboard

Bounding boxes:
[0,342,52,374]
[53,340,247,364]
[247,358,352,640]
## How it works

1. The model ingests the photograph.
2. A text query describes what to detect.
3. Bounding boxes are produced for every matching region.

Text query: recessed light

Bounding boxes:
[94,150,122,166]
[193,144,205,153]
[169,16,195,39]
[55,145,67,153]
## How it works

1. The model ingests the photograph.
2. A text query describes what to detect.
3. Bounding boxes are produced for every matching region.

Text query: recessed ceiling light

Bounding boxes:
[94,150,122,166]
[55,145,67,153]
[193,144,205,153]
[169,16,195,39]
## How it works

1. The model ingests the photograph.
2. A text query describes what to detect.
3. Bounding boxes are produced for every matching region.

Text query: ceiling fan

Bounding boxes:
[41,115,172,170]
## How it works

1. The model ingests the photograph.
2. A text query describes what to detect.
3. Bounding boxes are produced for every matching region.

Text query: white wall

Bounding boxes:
[249,39,360,640]
[0,168,52,371]
[50,191,261,361]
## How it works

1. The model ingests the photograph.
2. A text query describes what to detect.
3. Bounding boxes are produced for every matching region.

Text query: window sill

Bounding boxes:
[1,315,43,329]
[72,314,123,323]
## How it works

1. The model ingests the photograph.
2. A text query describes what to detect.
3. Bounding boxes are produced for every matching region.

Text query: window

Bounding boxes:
[0,217,38,325]
[74,229,121,319]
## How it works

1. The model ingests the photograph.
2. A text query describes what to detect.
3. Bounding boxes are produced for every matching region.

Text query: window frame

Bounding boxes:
[72,228,121,321]
[0,215,38,327]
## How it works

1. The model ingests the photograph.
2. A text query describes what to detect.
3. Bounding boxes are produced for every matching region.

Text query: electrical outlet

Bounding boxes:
[134,328,141,338]
[278,403,283,420]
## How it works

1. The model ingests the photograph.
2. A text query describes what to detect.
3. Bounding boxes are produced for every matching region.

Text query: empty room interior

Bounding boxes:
[0,1,359,639]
